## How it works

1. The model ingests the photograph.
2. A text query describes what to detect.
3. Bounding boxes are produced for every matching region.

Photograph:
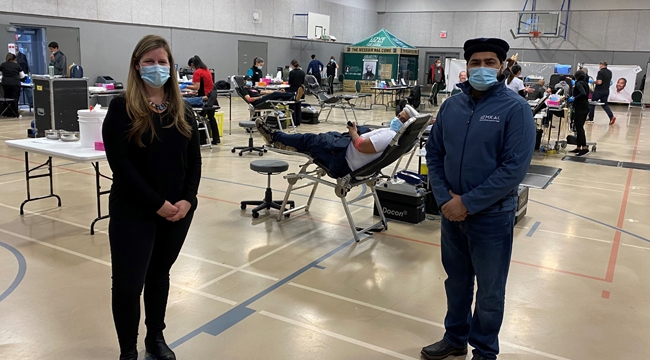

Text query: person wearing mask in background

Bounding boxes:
[241,75,302,107]
[288,59,306,127]
[247,57,264,83]
[187,55,220,145]
[0,53,26,117]
[569,70,591,156]
[588,61,615,125]
[15,48,33,111]
[505,64,533,97]
[48,42,67,76]
[326,56,339,95]
[307,54,324,85]
[102,35,201,360]
[428,59,445,107]
[422,38,535,360]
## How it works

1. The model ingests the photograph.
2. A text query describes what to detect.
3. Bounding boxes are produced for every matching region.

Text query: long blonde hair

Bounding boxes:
[125,35,191,147]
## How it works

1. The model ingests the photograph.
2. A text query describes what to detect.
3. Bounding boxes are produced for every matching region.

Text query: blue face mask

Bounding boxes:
[245,81,252,87]
[468,67,499,91]
[257,66,263,70]
[140,65,170,88]
[390,117,403,132]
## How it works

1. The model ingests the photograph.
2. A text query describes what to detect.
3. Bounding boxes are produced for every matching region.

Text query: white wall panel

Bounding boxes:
[409,13,432,47]
[98,0,132,23]
[213,0,236,33]
[188,0,214,31]
[272,0,292,38]
[253,0,275,36]
[576,11,609,51]
[234,0,255,34]
[475,12,502,39]
[58,0,97,20]
[605,11,639,52]
[451,12,477,48]
[429,12,455,47]
[330,3,346,42]
[13,0,57,17]
[132,0,163,26]
[634,11,650,51]
[0,0,10,12]
[162,0,189,28]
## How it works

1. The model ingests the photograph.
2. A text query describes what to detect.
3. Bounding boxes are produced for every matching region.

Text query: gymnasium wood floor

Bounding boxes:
[0,96,648,360]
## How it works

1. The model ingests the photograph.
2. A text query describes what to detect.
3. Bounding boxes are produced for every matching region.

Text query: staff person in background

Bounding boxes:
[307,54,324,85]
[422,38,535,360]
[610,77,632,103]
[526,78,547,100]
[247,57,264,83]
[187,55,220,144]
[428,59,445,107]
[47,42,67,76]
[505,64,533,97]
[102,35,201,360]
[569,70,591,156]
[326,56,339,94]
[588,61,615,125]
[0,53,26,117]
[288,59,306,126]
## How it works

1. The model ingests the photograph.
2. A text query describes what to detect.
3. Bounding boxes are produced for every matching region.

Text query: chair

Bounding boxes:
[190,90,221,149]
[267,113,432,241]
[240,160,295,218]
[305,75,358,123]
[231,75,299,134]
[628,90,644,114]
[354,80,372,108]
[421,83,438,109]
[231,121,266,156]
[450,88,461,96]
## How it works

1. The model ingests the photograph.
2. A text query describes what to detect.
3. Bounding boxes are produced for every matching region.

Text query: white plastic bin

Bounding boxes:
[78,109,107,148]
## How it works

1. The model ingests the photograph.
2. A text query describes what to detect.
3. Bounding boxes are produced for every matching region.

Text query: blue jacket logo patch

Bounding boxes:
[479,115,501,122]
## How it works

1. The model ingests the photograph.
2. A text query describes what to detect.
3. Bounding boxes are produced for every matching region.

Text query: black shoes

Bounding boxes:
[255,118,275,145]
[471,355,489,360]
[145,332,176,360]
[576,149,590,156]
[118,349,137,360]
[421,339,468,360]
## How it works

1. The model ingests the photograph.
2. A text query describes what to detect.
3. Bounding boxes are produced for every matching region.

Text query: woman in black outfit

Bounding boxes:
[102,35,201,360]
[325,56,338,94]
[288,59,305,126]
[0,53,26,117]
[570,70,591,156]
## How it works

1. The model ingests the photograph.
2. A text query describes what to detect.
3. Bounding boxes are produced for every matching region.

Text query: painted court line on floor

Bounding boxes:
[526,222,541,237]
[0,240,27,303]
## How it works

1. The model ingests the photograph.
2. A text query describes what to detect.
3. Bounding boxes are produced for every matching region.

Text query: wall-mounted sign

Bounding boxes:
[440,31,447,39]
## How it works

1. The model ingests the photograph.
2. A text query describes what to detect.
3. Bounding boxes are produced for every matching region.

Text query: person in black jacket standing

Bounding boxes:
[326,56,339,94]
[588,61,615,125]
[102,35,201,360]
[428,59,445,107]
[288,59,305,126]
[570,71,591,156]
[0,53,26,117]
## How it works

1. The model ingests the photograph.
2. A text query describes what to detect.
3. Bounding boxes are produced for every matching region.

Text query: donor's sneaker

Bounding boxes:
[295,85,305,101]
[421,339,468,360]
[255,118,275,145]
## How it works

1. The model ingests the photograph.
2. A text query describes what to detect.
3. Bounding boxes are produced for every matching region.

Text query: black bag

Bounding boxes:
[215,80,230,90]
[301,107,319,124]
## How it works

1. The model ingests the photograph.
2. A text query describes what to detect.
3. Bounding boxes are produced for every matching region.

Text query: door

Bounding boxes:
[424,52,460,85]
[238,41,268,76]
[45,26,81,71]
[15,27,47,75]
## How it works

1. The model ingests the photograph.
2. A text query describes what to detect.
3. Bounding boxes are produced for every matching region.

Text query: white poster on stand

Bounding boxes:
[584,64,639,103]
[446,59,467,89]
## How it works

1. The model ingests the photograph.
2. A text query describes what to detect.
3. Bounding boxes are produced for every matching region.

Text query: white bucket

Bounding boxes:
[78,109,107,148]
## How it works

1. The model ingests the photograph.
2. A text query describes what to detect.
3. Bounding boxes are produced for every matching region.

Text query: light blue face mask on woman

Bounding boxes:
[390,117,403,132]
[140,65,170,88]
[468,67,499,91]
[245,81,253,87]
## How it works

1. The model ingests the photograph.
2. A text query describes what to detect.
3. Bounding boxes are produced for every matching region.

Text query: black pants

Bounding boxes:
[109,212,194,351]
[253,91,295,107]
[431,82,442,106]
[574,104,589,147]
[327,75,335,94]
[203,109,220,143]
[2,84,20,117]
[314,74,322,86]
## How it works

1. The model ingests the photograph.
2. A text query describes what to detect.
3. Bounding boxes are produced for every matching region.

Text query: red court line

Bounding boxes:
[0,154,95,176]
[0,151,606,282]
[604,115,643,283]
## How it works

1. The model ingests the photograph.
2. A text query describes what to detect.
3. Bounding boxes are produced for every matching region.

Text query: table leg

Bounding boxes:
[19,153,62,215]
[229,94,232,135]
[90,162,112,235]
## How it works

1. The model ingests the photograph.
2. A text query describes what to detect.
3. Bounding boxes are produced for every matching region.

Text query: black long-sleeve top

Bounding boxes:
[102,96,202,219]
[573,80,590,108]
[288,68,306,94]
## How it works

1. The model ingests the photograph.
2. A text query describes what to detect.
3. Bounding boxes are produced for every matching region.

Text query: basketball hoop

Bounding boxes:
[530,31,541,44]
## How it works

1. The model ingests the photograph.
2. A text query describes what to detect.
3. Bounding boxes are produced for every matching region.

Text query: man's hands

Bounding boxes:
[525,86,535,93]
[50,53,55,61]
[347,121,357,134]
[441,190,469,222]
[156,200,192,222]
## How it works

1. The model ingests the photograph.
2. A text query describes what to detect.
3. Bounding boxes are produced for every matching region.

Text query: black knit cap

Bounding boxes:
[463,38,510,62]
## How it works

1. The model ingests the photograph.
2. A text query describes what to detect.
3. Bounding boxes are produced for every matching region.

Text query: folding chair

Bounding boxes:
[267,114,432,242]
[305,75,358,123]
[190,89,221,149]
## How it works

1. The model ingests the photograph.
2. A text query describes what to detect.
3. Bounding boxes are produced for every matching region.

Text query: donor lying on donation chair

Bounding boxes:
[256,105,420,177]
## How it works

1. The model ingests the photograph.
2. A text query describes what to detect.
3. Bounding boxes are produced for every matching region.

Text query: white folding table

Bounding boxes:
[5,139,109,235]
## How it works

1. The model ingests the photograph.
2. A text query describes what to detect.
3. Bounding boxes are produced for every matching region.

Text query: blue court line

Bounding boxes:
[313,264,326,270]
[201,176,373,209]
[0,241,27,303]
[167,238,356,350]
[526,221,541,237]
[530,200,650,243]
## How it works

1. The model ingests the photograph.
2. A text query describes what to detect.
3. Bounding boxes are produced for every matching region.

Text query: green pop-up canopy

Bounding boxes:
[345,29,419,55]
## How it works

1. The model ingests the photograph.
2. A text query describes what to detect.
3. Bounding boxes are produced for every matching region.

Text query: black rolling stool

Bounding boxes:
[231,121,266,156]
[241,160,295,218]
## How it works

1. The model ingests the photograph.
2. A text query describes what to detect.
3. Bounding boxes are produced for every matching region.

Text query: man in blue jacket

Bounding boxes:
[422,38,535,360]
[307,54,324,85]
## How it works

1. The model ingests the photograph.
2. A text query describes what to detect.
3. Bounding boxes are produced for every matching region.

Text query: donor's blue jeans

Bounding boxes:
[440,210,515,359]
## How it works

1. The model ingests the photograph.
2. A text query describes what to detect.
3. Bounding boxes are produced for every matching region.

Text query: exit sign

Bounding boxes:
[440,31,447,38]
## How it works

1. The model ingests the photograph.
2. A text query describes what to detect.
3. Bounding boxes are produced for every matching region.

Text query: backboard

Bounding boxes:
[516,11,561,37]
